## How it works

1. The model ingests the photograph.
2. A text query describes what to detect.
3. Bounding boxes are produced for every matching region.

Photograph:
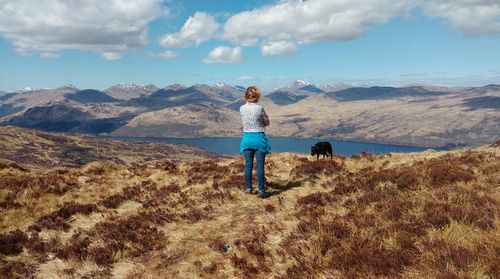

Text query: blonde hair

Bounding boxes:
[245,86,261,102]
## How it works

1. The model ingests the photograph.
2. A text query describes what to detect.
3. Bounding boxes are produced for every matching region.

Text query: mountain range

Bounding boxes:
[1,81,499,148]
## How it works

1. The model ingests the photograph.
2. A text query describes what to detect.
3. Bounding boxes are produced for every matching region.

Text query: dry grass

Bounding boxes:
[0,126,216,170]
[0,145,499,278]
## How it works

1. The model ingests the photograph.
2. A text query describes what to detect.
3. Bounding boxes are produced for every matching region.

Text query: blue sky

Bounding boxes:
[0,0,499,92]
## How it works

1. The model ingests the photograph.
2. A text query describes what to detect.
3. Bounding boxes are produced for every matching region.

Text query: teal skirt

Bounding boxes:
[239,132,272,154]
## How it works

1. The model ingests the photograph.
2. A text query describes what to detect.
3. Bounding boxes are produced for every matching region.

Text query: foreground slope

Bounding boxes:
[0,143,499,278]
[0,126,213,169]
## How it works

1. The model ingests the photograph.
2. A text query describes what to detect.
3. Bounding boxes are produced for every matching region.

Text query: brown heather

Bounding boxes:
[0,145,499,278]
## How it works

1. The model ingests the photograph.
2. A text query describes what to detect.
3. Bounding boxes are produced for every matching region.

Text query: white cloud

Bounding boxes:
[261,41,298,57]
[101,52,122,61]
[238,75,254,81]
[223,0,416,46]
[422,0,500,36]
[203,46,244,64]
[158,1,498,61]
[0,0,167,60]
[159,12,219,48]
[148,50,179,59]
[40,52,61,59]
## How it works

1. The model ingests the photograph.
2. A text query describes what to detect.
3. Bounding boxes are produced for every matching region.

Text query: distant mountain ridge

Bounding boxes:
[65,89,120,104]
[326,86,445,101]
[1,81,499,147]
[104,83,159,100]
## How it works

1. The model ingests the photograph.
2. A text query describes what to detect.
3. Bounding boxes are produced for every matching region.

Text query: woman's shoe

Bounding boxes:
[245,189,253,194]
[258,191,272,199]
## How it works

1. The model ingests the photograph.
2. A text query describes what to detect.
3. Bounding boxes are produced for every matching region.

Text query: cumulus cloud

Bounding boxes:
[0,0,167,60]
[261,41,299,57]
[422,0,500,36]
[148,50,179,59]
[155,0,499,62]
[159,12,219,48]
[203,46,244,64]
[223,0,416,46]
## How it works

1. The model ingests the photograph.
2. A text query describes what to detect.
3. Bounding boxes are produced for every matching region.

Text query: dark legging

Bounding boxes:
[243,148,266,193]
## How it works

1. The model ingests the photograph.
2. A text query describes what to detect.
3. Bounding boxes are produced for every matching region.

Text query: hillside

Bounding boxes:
[112,104,241,137]
[265,90,500,147]
[1,140,498,278]
[0,126,214,169]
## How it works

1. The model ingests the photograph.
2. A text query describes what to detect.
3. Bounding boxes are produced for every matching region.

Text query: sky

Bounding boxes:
[0,0,500,92]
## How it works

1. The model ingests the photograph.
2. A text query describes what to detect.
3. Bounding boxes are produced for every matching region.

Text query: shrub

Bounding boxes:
[419,239,478,271]
[57,214,166,266]
[83,161,120,175]
[264,204,276,213]
[230,254,259,277]
[0,229,28,255]
[37,171,78,195]
[24,232,60,255]
[351,150,375,161]
[0,173,36,192]
[423,202,452,228]
[489,139,500,147]
[0,193,21,209]
[296,192,338,207]
[28,202,97,231]
[328,174,362,195]
[101,193,127,209]
[291,159,343,178]
[0,260,35,278]
[153,160,178,173]
[0,162,28,172]
[426,161,475,186]
[362,166,422,191]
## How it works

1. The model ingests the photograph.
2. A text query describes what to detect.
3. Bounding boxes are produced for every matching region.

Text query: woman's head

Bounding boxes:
[245,86,261,102]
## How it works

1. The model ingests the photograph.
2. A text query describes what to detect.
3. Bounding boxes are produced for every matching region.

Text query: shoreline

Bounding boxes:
[99,134,446,150]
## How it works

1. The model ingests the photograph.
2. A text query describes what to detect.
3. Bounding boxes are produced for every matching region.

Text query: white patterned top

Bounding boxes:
[239,102,269,132]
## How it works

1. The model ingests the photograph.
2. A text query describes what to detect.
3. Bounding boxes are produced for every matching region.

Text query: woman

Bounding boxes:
[239,86,272,199]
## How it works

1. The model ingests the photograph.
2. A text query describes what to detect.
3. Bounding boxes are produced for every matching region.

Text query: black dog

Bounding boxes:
[311,141,333,160]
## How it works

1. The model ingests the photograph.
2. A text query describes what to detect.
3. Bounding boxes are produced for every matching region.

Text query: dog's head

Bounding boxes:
[311,145,317,156]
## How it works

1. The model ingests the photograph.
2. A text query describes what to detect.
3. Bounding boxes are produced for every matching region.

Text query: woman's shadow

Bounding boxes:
[265,179,303,197]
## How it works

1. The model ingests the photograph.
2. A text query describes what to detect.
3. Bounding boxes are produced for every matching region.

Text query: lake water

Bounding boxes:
[103,136,433,156]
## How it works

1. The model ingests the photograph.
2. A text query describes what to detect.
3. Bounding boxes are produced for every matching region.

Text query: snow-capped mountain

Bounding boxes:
[108,83,157,91]
[282,80,311,89]
[267,80,324,105]
[214,82,229,88]
[321,83,353,92]
[59,84,79,91]
[294,79,310,86]
[19,87,33,93]
[165,84,187,90]
[104,83,159,100]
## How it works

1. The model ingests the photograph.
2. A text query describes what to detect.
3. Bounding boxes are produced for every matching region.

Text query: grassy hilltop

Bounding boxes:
[0,134,499,278]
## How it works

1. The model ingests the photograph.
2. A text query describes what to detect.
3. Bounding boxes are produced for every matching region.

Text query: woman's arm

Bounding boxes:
[262,108,270,126]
